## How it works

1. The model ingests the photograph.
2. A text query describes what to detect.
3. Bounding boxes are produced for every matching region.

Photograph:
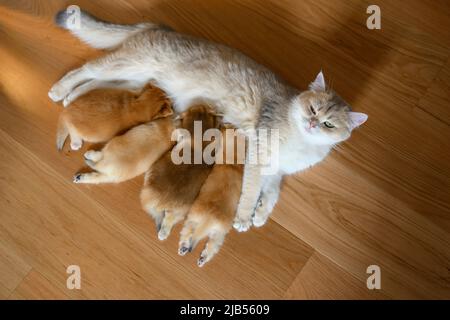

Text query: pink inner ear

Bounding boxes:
[349,112,368,130]
[309,70,326,91]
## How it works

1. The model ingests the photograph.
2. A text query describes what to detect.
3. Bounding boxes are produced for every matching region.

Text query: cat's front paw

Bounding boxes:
[252,199,270,227]
[252,213,269,227]
[233,216,253,232]
[48,82,69,102]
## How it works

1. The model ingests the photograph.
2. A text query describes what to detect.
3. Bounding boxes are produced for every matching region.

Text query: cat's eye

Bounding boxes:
[323,121,334,128]
[309,105,316,115]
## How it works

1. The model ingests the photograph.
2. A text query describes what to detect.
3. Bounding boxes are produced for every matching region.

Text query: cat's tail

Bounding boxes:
[54,8,167,50]
[56,117,69,151]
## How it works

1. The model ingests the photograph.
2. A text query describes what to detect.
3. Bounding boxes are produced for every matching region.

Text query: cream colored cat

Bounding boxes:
[50,9,368,232]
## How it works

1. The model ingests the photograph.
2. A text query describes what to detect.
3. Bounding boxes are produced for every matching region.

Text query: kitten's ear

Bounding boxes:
[349,112,368,130]
[155,102,173,119]
[309,70,326,91]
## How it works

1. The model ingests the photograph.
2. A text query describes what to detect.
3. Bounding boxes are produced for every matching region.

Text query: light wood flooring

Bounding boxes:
[0,0,449,299]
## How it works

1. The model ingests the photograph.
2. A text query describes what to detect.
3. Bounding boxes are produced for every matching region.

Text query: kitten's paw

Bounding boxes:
[197,249,213,267]
[84,150,101,162]
[197,256,206,267]
[158,228,170,241]
[48,83,68,102]
[178,239,192,256]
[233,216,253,232]
[178,246,190,256]
[70,140,82,150]
[73,173,83,183]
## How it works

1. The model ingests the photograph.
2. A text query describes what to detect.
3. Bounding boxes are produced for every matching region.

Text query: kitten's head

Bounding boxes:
[291,71,368,145]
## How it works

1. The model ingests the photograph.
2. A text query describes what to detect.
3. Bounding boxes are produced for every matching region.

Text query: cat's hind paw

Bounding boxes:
[252,213,269,227]
[48,83,68,102]
[233,216,252,232]
[252,200,270,227]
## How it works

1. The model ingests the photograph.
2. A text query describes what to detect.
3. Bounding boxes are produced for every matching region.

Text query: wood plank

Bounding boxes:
[284,252,388,299]
[0,115,311,299]
[0,0,449,299]
[9,269,69,300]
[417,58,450,126]
[0,226,32,298]
[273,163,450,299]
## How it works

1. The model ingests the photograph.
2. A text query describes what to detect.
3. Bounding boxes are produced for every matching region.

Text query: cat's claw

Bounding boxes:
[233,217,252,232]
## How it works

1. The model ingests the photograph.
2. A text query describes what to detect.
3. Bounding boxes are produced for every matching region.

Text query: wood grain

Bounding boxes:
[284,252,388,300]
[9,270,69,300]
[0,0,449,299]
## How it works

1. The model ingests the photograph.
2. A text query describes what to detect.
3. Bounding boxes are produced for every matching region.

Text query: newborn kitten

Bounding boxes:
[140,105,221,241]
[56,84,171,150]
[179,125,245,267]
[73,115,174,185]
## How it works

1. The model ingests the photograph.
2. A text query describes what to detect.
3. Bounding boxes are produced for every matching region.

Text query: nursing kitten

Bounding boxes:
[51,9,368,232]
[140,105,221,241]
[73,115,174,185]
[179,125,245,267]
[56,84,171,150]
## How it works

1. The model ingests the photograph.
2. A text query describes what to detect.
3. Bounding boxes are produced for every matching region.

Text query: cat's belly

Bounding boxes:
[278,145,331,175]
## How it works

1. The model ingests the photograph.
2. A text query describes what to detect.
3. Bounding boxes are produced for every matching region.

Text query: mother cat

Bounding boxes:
[49,9,368,231]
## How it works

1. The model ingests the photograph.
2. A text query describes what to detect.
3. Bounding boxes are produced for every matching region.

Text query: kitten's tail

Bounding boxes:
[56,117,69,151]
[54,8,168,50]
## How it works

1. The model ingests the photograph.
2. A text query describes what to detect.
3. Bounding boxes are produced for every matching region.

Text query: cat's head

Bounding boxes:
[291,71,368,145]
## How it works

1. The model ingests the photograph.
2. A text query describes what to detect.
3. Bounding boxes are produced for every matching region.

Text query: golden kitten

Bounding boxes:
[179,125,245,267]
[56,84,172,150]
[140,105,221,241]
[73,116,175,184]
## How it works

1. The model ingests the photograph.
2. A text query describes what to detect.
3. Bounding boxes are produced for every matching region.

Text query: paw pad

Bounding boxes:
[73,173,82,183]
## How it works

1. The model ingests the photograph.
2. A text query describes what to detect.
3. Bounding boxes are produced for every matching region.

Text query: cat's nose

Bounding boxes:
[309,119,318,128]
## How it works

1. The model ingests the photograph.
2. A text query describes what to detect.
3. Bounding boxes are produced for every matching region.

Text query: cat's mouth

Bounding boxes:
[304,119,318,134]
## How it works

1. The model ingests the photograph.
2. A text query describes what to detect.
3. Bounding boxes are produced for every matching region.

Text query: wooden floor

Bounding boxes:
[0,0,449,299]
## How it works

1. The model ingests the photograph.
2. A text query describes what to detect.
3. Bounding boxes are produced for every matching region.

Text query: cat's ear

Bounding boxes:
[349,112,368,130]
[309,70,326,91]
